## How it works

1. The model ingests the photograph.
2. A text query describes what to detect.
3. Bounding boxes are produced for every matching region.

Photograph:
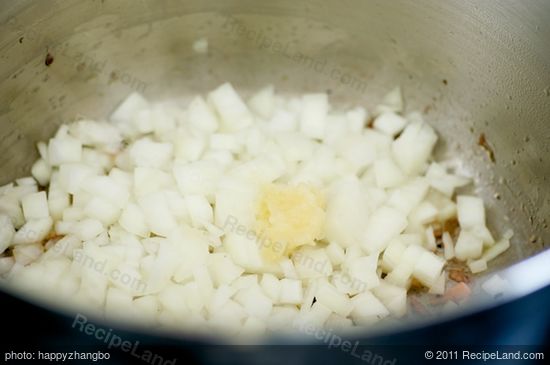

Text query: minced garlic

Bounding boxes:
[255,183,326,261]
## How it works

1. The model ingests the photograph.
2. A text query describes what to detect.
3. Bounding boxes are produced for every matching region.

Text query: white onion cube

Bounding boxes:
[188,96,219,133]
[223,233,263,272]
[392,121,437,175]
[413,251,445,286]
[234,285,273,319]
[138,192,177,237]
[373,112,407,136]
[299,94,329,139]
[346,255,380,290]
[21,191,49,220]
[208,253,244,287]
[13,217,53,244]
[0,215,15,253]
[248,85,275,119]
[31,159,52,186]
[129,138,173,169]
[468,258,487,274]
[185,194,213,228]
[457,196,486,229]
[375,87,404,115]
[362,206,408,254]
[455,230,483,261]
[351,291,389,325]
[48,136,82,166]
[374,158,405,188]
[119,203,149,238]
[279,278,303,304]
[260,274,281,302]
[372,282,407,317]
[208,83,253,132]
[316,282,353,317]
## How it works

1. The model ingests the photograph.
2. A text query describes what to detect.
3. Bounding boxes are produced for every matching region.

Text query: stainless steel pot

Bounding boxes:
[1,0,549,339]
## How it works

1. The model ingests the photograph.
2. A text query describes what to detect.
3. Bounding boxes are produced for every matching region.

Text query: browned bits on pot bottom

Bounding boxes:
[409,278,424,291]
[478,133,496,163]
[45,53,54,66]
[110,71,119,83]
[45,231,64,241]
[443,282,471,303]
[444,218,460,237]
[366,116,376,128]
[432,222,443,240]
[432,218,460,241]
[43,232,65,250]
[447,259,472,283]
[448,269,471,283]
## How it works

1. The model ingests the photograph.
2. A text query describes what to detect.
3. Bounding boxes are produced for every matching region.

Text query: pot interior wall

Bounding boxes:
[1,0,548,275]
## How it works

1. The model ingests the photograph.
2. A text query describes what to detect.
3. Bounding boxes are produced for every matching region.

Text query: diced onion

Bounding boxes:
[0,83,511,338]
